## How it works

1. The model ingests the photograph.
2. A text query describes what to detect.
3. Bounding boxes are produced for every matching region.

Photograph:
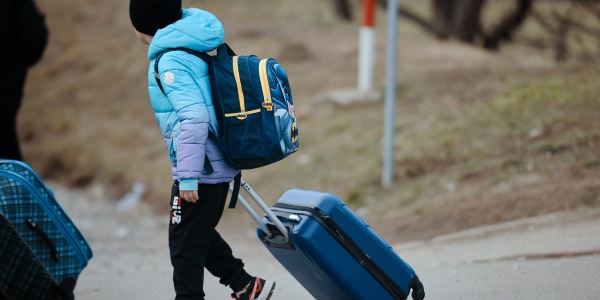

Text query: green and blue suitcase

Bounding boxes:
[0,160,92,299]
[0,212,70,300]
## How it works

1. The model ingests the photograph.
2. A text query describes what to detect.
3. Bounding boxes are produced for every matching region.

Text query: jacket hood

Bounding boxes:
[148,8,224,60]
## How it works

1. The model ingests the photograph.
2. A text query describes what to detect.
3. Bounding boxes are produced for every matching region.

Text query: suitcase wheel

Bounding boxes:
[412,288,425,300]
[411,279,425,300]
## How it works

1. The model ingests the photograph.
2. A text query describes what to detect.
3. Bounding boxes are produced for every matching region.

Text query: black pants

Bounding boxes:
[169,182,251,300]
[0,108,22,161]
[0,71,25,161]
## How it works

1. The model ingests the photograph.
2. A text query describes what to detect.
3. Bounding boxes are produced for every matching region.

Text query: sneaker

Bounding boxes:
[231,277,276,300]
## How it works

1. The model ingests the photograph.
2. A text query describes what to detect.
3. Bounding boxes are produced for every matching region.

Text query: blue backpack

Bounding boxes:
[154,44,299,206]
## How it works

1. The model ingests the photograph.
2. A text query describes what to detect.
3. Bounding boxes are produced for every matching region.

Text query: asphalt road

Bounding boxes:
[50,183,600,300]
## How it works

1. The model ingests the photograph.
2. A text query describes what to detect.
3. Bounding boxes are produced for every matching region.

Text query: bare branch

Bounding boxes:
[569,19,600,39]
[482,0,533,50]
[530,11,556,32]
[512,35,551,49]
[576,0,600,19]
[375,0,437,35]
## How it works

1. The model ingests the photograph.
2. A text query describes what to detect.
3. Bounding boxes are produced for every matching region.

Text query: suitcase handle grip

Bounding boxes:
[26,218,60,262]
[229,179,289,240]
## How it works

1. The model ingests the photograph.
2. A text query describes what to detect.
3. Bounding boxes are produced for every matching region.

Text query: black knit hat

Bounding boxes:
[129,0,182,36]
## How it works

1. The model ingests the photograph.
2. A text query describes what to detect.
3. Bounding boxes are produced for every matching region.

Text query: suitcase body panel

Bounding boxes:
[0,212,58,300]
[257,189,423,300]
[0,160,93,284]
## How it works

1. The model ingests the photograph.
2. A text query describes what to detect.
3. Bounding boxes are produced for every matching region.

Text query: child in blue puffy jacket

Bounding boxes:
[129,1,275,299]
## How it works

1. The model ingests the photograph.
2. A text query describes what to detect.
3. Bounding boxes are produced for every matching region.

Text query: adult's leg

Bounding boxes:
[0,108,22,161]
[0,73,25,161]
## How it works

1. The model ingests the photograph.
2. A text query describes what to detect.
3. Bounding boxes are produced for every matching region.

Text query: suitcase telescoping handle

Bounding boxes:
[228,179,289,240]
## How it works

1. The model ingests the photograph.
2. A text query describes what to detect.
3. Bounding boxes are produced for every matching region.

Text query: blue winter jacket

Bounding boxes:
[146,8,239,191]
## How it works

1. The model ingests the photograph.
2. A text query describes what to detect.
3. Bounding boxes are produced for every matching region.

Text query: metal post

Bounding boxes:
[382,0,398,187]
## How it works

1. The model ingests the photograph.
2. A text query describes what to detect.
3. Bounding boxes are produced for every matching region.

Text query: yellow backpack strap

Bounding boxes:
[232,56,246,117]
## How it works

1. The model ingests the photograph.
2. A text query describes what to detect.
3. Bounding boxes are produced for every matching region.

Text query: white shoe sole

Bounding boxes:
[256,280,276,300]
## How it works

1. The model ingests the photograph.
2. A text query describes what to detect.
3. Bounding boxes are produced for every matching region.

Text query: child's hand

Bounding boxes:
[180,190,199,203]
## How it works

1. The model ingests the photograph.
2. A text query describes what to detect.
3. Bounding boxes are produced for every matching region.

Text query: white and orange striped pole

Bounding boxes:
[358,0,376,92]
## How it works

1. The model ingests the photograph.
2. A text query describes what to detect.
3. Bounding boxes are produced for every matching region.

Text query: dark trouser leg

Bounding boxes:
[168,182,250,300]
[0,70,26,161]
[0,106,22,161]
[203,184,251,289]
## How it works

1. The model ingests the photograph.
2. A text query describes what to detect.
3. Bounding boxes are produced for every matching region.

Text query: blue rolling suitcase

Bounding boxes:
[234,180,425,300]
[0,160,93,297]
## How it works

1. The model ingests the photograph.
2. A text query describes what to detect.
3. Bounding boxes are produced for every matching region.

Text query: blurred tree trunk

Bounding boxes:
[430,0,486,42]
[432,0,456,38]
[449,0,485,43]
[332,0,353,21]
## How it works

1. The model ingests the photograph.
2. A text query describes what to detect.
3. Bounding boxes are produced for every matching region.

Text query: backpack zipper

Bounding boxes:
[259,59,273,111]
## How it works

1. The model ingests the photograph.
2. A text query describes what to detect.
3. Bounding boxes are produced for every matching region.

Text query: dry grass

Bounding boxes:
[20,0,600,243]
